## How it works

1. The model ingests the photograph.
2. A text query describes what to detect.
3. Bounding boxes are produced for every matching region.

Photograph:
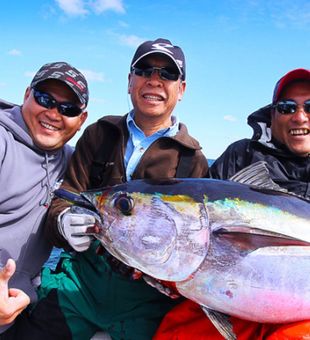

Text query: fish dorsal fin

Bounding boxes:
[229,161,287,192]
[230,161,310,203]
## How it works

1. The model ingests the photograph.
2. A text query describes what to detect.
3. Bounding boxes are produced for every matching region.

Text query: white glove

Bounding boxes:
[58,206,101,252]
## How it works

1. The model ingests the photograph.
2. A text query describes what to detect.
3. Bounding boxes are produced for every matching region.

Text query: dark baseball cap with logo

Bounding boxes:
[130,38,186,80]
[30,62,89,107]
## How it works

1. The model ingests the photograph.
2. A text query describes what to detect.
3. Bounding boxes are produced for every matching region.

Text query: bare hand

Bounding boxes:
[0,259,30,325]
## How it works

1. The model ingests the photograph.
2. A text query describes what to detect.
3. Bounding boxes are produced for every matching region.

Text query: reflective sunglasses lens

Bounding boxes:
[133,67,153,78]
[133,67,179,81]
[34,89,81,117]
[133,68,144,77]
[34,90,55,109]
[304,101,310,114]
[276,101,297,115]
[141,68,154,77]
[59,104,82,117]
[159,69,179,81]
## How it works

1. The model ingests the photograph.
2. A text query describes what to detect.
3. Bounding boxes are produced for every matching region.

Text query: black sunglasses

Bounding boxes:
[132,66,180,81]
[273,99,310,115]
[32,88,83,117]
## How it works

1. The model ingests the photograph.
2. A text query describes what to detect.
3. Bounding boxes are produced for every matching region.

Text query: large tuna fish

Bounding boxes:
[55,162,310,327]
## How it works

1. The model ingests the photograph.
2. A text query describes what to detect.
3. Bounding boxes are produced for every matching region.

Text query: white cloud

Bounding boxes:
[55,0,125,16]
[223,115,237,122]
[118,20,129,28]
[80,69,105,82]
[91,0,125,14]
[8,49,22,56]
[116,34,145,47]
[55,0,88,16]
[244,0,310,29]
[217,1,310,30]
[278,4,310,28]
[24,71,36,78]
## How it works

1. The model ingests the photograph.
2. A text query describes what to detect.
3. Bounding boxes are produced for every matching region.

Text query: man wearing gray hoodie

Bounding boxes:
[0,62,88,336]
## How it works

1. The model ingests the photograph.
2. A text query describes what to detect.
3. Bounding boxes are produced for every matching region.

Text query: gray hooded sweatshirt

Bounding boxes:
[0,100,72,333]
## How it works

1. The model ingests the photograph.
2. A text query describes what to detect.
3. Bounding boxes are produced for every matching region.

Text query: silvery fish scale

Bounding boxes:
[79,177,310,323]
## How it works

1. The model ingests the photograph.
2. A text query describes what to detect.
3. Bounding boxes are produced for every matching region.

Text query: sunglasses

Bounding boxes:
[32,88,83,117]
[132,66,180,81]
[274,100,310,115]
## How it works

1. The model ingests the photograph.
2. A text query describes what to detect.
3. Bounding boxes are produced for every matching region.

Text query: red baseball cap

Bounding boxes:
[272,68,310,103]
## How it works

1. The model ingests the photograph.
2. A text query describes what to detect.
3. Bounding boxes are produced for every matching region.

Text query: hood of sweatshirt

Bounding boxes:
[0,102,73,321]
[246,104,310,159]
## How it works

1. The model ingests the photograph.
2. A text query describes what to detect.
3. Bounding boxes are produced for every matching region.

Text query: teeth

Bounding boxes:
[289,129,309,136]
[41,121,59,131]
[143,95,163,101]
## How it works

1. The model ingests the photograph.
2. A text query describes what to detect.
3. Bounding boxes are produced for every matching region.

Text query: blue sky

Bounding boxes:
[1,0,309,159]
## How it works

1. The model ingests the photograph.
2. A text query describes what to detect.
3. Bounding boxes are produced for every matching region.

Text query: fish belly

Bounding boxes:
[176,246,310,323]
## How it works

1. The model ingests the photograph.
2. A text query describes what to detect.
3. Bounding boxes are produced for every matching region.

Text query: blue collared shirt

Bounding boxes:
[124,110,179,181]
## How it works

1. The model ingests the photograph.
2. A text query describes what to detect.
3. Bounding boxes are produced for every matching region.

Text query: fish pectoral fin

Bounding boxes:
[201,306,236,340]
[214,225,310,250]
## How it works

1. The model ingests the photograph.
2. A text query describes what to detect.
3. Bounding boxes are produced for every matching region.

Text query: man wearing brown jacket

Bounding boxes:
[18,38,208,340]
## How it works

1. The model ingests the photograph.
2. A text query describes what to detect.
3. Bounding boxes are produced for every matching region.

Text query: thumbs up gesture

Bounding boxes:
[0,259,30,325]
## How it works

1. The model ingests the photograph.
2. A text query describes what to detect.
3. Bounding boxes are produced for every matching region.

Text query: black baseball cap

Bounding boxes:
[31,62,89,107]
[130,38,186,80]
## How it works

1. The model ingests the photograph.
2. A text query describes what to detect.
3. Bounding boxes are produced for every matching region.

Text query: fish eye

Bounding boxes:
[114,193,134,215]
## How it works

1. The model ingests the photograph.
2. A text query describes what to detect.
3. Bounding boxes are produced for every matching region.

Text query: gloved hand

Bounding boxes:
[58,206,101,252]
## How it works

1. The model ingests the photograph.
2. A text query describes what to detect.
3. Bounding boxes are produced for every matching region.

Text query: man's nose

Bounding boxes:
[292,105,309,122]
[46,106,62,119]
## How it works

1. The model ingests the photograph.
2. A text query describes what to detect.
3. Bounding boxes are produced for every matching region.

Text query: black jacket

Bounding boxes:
[209,105,310,198]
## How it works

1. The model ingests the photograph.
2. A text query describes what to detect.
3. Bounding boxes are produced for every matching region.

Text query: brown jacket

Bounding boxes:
[46,114,209,248]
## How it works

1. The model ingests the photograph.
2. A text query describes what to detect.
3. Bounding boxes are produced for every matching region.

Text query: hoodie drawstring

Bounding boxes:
[40,152,53,207]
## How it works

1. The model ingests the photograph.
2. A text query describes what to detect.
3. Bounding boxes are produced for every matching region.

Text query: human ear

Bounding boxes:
[128,74,133,94]
[23,87,32,103]
[178,81,186,101]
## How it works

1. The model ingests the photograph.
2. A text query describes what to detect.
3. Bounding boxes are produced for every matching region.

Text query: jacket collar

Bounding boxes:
[247,104,309,158]
[100,113,203,151]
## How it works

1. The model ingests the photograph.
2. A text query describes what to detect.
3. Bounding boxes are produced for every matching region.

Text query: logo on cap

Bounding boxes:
[151,43,175,55]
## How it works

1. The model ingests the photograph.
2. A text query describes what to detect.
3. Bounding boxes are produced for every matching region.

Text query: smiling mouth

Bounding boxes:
[143,94,164,102]
[289,128,309,136]
[40,121,60,131]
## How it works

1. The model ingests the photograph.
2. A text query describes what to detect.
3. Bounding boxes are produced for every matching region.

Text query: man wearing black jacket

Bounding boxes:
[209,68,310,199]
